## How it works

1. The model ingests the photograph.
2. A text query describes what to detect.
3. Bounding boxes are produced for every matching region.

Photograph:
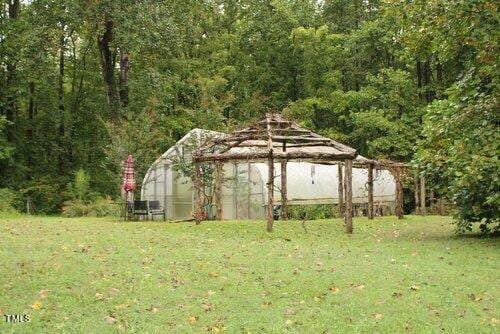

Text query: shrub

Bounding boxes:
[287,204,335,220]
[21,181,64,214]
[62,197,120,218]
[0,188,21,214]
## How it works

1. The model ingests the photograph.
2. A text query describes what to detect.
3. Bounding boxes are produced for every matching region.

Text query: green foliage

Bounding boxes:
[0,0,497,233]
[61,197,120,218]
[0,188,21,214]
[20,181,64,215]
[0,116,14,161]
[411,1,500,233]
[73,169,91,202]
[287,204,336,220]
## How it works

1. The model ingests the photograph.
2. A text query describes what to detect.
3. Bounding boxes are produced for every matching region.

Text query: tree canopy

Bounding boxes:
[0,0,498,231]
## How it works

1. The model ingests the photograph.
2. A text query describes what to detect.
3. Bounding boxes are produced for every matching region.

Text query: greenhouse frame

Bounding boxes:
[141,128,400,222]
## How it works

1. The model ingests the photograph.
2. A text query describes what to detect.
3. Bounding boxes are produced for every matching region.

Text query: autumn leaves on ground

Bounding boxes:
[0,216,498,333]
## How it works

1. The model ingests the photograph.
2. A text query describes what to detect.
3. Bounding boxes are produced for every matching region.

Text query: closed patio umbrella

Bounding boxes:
[122,154,136,219]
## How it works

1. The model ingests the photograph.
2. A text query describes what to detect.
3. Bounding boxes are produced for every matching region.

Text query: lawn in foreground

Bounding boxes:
[0,215,498,333]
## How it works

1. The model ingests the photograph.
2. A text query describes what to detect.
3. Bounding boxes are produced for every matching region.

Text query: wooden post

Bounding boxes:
[429,189,435,213]
[266,114,274,232]
[194,161,203,224]
[395,168,404,219]
[280,142,288,220]
[420,176,426,216]
[414,177,420,215]
[344,159,353,234]
[338,163,344,217]
[280,162,288,220]
[367,163,374,220]
[214,161,222,220]
[438,197,444,215]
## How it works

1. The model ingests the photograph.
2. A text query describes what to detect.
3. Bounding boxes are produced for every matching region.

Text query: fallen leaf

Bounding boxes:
[409,286,420,291]
[95,292,105,300]
[104,315,116,324]
[285,319,293,326]
[207,290,215,296]
[374,313,383,320]
[468,293,483,302]
[356,284,365,290]
[202,301,213,312]
[411,252,418,257]
[329,285,340,293]
[39,289,49,299]
[209,272,219,278]
[261,301,271,309]
[148,306,159,313]
[211,325,222,333]
[30,300,42,310]
[491,318,499,325]
[188,315,199,324]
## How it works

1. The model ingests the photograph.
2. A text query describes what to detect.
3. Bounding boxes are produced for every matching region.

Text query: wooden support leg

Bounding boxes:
[420,176,426,216]
[214,161,222,220]
[194,162,203,224]
[395,168,404,219]
[280,160,288,220]
[338,163,344,217]
[267,156,274,232]
[367,163,374,220]
[344,159,353,234]
[414,177,420,215]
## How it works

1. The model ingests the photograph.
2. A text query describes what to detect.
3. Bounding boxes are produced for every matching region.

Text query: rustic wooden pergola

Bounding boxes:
[191,113,414,233]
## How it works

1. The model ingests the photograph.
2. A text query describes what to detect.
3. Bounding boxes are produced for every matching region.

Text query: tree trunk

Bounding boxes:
[424,61,434,103]
[5,0,20,142]
[98,19,120,118]
[119,49,129,107]
[344,159,353,234]
[416,60,423,101]
[58,27,66,172]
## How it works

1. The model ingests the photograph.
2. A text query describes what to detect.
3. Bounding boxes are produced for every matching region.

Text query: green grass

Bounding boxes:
[0,215,498,333]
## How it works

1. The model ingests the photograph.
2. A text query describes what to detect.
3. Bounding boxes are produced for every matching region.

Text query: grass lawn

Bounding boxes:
[0,215,498,333]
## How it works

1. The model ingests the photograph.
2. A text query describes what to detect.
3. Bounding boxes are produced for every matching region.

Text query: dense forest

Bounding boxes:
[0,0,498,231]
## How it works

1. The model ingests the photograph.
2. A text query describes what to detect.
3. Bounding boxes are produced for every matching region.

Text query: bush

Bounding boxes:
[21,181,64,214]
[0,188,21,214]
[62,197,120,218]
[287,204,335,220]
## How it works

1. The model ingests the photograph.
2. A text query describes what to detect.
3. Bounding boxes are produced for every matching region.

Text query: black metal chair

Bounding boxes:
[149,200,166,221]
[133,200,149,220]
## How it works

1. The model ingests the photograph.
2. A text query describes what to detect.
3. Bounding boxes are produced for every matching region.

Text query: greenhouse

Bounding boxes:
[141,128,398,221]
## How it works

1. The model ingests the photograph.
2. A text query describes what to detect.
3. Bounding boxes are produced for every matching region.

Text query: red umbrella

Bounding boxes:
[122,154,136,192]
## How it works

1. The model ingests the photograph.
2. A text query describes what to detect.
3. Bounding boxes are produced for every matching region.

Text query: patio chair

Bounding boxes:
[133,200,149,221]
[149,200,166,221]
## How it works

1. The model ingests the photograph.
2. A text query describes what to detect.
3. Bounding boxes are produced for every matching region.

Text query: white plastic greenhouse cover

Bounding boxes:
[141,128,396,219]
[253,162,396,205]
